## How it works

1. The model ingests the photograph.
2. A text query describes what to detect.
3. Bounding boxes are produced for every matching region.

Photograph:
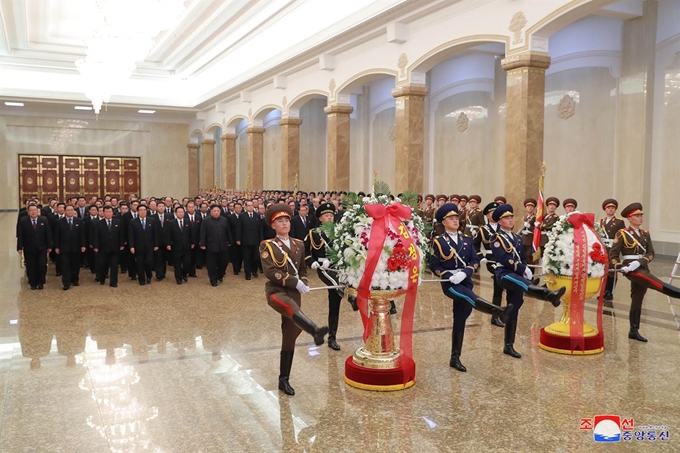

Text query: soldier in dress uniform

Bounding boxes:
[490,204,565,358]
[599,199,626,300]
[423,194,436,225]
[260,204,329,396]
[609,203,680,342]
[539,197,560,256]
[477,202,506,326]
[449,194,460,205]
[563,198,577,214]
[433,194,448,237]
[519,198,537,265]
[305,202,354,352]
[429,203,512,372]
[464,195,484,241]
[457,195,469,233]
[494,196,507,205]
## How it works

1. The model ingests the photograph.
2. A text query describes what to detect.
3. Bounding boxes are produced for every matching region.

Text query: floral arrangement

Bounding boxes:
[543,211,607,278]
[322,187,430,291]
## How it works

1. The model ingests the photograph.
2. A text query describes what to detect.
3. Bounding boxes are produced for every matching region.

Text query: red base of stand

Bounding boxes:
[344,356,416,391]
[539,328,604,355]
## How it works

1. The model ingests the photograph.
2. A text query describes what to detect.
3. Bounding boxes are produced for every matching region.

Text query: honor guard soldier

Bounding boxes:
[458,195,469,233]
[490,204,565,358]
[599,199,626,300]
[563,198,577,214]
[609,203,680,342]
[429,203,512,372]
[433,194,448,236]
[423,194,436,224]
[520,198,537,265]
[494,196,506,205]
[477,202,506,326]
[539,197,560,256]
[465,195,484,243]
[449,194,460,205]
[305,202,355,352]
[260,204,329,395]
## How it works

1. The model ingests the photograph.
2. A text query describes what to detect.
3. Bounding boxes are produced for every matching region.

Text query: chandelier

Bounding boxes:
[75,0,185,114]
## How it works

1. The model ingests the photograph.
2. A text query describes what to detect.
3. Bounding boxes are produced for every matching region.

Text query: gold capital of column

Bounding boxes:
[246,126,265,190]
[325,104,353,191]
[392,84,427,194]
[502,51,551,210]
[220,133,237,190]
[279,117,302,190]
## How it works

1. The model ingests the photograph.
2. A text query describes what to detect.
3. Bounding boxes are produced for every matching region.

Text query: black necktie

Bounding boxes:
[302,217,306,228]
[179,220,183,229]
[142,219,146,230]
[250,213,253,219]
[68,218,73,230]
[32,219,36,230]
[107,220,111,230]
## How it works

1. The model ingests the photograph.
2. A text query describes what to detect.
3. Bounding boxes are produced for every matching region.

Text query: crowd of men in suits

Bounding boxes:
[16,190,346,291]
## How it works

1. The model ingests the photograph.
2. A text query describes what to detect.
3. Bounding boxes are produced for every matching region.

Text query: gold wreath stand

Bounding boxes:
[344,288,415,391]
[539,275,604,355]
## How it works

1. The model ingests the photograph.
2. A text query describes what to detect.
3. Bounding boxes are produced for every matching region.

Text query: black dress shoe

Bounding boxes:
[604,291,613,301]
[503,345,522,358]
[252,273,258,278]
[139,280,146,286]
[100,280,106,285]
[30,286,36,290]
[156,277,163,281]
[278,377,295,396]
[146,278,151,284]
[218,278,223,283]
[72,282,79,286]
[110,283,117,288]
[38,284,44,290]
[63,285,70,291]
[94,277,100,282]
[189,274,197,278]
[628,331,648,342]
[348,296,359,311]
[327,338,341,351]
[56,272,62,277]
[245,276,251,281]
[182,276,188,282]
[211,281,218,287]
[176,280,182,285]
[449,356,467,372]
[491,317,505,327]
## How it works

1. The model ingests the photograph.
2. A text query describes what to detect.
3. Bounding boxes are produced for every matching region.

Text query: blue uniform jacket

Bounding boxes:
[490,229,527,276]
[429,232,480,289]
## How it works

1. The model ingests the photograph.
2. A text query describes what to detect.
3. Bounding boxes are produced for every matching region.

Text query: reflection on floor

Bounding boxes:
[0,213,678,452]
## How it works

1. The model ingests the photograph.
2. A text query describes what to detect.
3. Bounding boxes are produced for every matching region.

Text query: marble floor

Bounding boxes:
[1,212,679,452]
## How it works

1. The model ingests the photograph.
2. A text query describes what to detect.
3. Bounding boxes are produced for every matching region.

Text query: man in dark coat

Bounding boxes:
[128,205,159,285]
[54,205,86,290]
[239,200,262,280]
[200,205,233,286]
[92,206,124,287]
[166,206,194,284]
[17,204,52,290]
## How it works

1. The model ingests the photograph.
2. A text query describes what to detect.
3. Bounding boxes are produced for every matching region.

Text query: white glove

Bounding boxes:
[534,221,541,228]
[523,267,533,280]
[321,259,331,269]
[296,280,310,294]
[311,261,320,270]
[622,261,641,273]
[449,271,466,285]
[524,222,531,229]
[480,258,488,266]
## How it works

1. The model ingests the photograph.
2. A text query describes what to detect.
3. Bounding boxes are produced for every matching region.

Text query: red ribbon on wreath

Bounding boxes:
[358,202,419,384]
[567,213,606,352]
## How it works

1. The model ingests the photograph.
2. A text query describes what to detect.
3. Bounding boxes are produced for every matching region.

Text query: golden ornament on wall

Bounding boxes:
[457,112,469,132]
[509,12,527,45]
[69,177,76,186]
[88,178,95,185]
[398,53,408,78]
[26,177,33,185]
[46,177,53,185]
[128,178,134,186]
[109,178,117,186]
[558,94,576,120]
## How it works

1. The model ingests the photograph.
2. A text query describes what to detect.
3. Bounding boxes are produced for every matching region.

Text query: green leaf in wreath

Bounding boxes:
[373,180,391,196]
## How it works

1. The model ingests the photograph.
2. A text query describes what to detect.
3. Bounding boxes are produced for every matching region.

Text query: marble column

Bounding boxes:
[221,132,237,189]
[247,126,265,190]
[279,117,302,190]
[501,52,551,210]
[200,138,216,190]
[392,84,427,194]
[324,104,353,191]
[187,143,200,196]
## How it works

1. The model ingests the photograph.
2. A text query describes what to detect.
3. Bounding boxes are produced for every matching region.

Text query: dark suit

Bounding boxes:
[290,215,311,242]
[76,206,87,220]
[149,212,171,279]
[92,218,124,286]
[83,215,100,273]
[47,213,63,275]
[195,211,209,267]
[239,211,262,278]
[228,213,243,274]
[54,216,86,286]
[121,211,137,278]
[167,218,194,282]
[128,216,159,284]
[199,215,233,285]
[185,211,201,276]
[17,216,53,287]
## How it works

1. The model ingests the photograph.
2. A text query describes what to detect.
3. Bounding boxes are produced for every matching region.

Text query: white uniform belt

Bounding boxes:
[623,255,642,260]
[603,239,614,247]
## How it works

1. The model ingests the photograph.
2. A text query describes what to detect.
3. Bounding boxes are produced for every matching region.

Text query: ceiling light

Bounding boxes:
[138,110,156,114]
[4,102,24,107]
[74,106,93,111]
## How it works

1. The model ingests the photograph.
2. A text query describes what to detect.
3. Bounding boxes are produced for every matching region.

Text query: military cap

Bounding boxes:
[315,202,335,219]
[602,199,618,210]
[546,197,560,207]
[425,194,435,202]
[265,204,293,226]
[417,194,423,203]
[494,196,507,204]
[491,203,514,222]
[435,203,459,223]
[563,198,577,209]
[469,195,482,203]
[449,194,460,202]
[621,203,643,218]
[483,202,499,216]
[459,195,468,202]
[436,194,448,202]
[357,191,366,197]
[524,198,537,207]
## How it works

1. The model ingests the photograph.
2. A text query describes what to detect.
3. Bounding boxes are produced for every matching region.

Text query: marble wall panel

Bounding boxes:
[299,99,327,191]
[659,54,680,231]
[263,124,281,190]
[237,131,248,190]
[371,107,396,191]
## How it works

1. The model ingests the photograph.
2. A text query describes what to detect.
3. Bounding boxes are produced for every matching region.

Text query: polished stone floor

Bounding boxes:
[1,212,679,452]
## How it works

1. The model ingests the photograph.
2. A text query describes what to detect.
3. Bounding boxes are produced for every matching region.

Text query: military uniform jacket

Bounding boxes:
[477,222,500,259]
[599,217,626,249]
[423,206,435,223]
[609,227,654,270]
[465,208,484,239]
[428,232,480,282]
[520,213,536,246]
[305,229,340,287]
[260,237,308,295]
[539,213,559,246]
[490,230,527,276]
